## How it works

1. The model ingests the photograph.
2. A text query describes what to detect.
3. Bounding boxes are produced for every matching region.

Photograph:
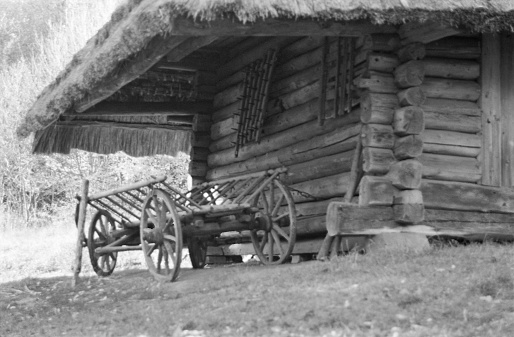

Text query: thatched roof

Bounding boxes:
[16,0,514,156]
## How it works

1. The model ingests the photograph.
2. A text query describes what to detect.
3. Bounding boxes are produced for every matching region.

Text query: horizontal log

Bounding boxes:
[326,205,396,236]
[394,61,425,88]
[275,42,369,81]
[394,190,424,205]
[355,71,397,94]
[358,176,394,206]
[386,159,422,190]
[206,127,360,180]
[424,110,481,134]
[208,109,361,168]
[422,57,480,80]
[422,129,481,148]
[421,77,481,101]
[289,172,351,203]
[394,135,423,160]
[425,37,481,59]
[361,124,395,148]
[226,37,271,61]
[212,101,239,123]
[420,153,481,183]
[397,87,426,107]
[424,208,514,223]
[422,179,514,213]
[423,143,480,158]
[361,92,398,124]
[367,53,400,73]
[279,36,324,64]
[362,147,395,174]
[361,34,400,52]
[213,83,243,109]
[217,37,294,78]
[211,117,235,141]
[393,106,425,136]
[397,42,426,62]
[270,64,320,99]
[294,198,344,218]
[285,150,354,185]
[394,204,425,224]
[421,98,481,116]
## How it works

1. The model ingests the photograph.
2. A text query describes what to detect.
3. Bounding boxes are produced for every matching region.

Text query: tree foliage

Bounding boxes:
[0,0,190,229]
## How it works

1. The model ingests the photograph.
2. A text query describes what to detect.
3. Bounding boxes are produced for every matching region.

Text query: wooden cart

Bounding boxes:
[76,168,297,282]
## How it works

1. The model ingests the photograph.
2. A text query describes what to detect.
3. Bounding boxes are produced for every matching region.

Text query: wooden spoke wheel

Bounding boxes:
[88,210,117,277]
[250,179,297,265]
[188,237,208,269]
[140,188,182,282]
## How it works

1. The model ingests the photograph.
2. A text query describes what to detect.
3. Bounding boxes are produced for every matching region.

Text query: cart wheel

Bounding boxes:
[88,210,117,277]
[250,179,297,265]
[188,237,208,269]
[140,189,182,282]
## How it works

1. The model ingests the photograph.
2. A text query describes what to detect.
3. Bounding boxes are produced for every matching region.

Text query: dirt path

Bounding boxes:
[1,262,322,337]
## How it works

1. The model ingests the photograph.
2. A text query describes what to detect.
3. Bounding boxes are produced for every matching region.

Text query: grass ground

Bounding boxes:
[1,225,514,337]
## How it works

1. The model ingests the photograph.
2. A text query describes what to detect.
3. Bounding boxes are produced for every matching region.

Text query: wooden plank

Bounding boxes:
[480,33,502,186]
[421,179,514,213]
[500,33,514,187]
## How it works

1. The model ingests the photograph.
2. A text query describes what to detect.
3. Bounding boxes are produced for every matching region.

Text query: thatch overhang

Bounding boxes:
[17,0,514,157]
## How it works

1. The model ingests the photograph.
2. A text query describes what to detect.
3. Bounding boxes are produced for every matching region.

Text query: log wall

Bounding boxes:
[205,35,400,240]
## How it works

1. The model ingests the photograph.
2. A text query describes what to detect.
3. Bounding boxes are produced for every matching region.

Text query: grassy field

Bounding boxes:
[1,224,514,337]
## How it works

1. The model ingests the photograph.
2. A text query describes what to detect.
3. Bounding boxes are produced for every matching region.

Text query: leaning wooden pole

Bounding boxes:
[72,179,89,287]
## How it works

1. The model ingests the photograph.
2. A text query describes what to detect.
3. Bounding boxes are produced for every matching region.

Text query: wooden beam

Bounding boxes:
[480,33,501,186]
[500,33,514,187]
[399,21,461,45]
[172,16,396,36]
[422,179,514,213]
[74,36,217,113]
[65,101,212,117]
[55,120,192,131]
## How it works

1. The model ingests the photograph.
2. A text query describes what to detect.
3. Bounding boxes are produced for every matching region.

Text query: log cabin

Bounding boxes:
[17,0,514,260]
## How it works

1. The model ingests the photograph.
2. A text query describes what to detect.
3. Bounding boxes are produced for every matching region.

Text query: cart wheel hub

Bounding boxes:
[143,228,165,244]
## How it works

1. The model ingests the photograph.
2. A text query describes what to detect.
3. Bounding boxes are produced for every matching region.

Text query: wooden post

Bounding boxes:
[480,33,501,186]
[72,179,89,287]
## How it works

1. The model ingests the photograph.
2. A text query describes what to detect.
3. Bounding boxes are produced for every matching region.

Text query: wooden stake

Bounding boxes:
[72,179,89,287]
